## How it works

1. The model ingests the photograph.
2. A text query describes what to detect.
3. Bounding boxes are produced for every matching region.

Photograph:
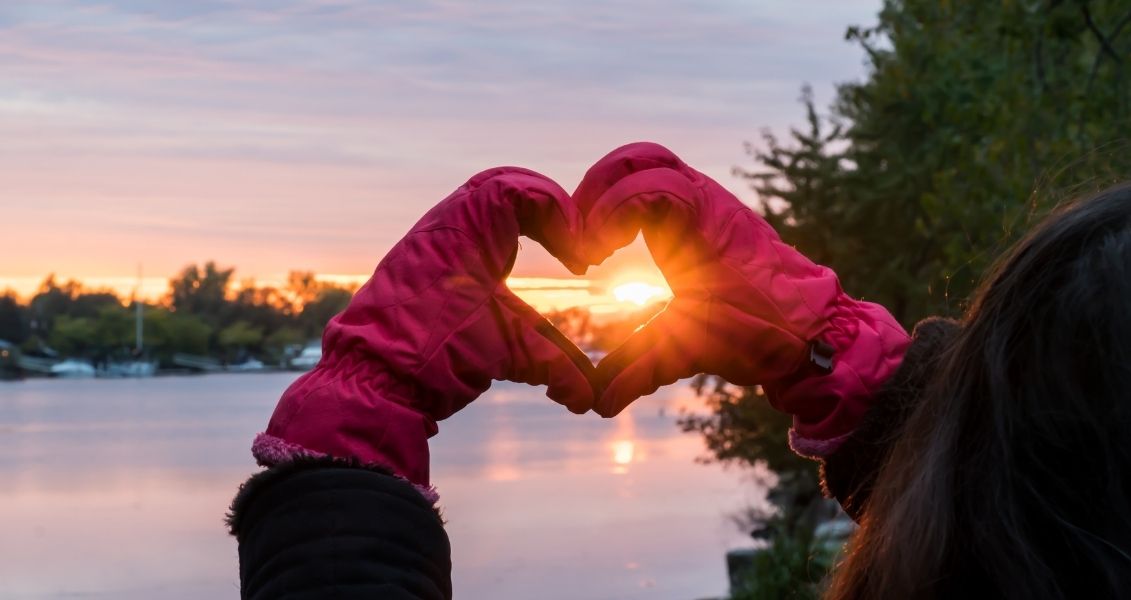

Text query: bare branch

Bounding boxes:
[1081,2,1122,63]
[1084,7,1131,97]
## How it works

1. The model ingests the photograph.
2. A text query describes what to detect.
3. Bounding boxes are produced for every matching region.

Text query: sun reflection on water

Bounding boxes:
[611,440,635,473]
[484,404,522,482]
[609,406,639,475]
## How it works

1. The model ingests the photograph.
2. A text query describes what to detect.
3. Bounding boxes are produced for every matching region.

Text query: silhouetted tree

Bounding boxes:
[0,293,29,343]
[168,261,234,325]
[299,288,353,338]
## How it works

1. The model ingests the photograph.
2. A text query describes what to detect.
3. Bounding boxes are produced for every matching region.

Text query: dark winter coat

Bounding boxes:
[228,458,451,600]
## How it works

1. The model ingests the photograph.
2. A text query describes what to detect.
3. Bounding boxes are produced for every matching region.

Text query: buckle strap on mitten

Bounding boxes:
[808,339,836,373]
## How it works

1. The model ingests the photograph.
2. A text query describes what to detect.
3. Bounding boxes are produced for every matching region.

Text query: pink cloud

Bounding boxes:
[0,0,876,283]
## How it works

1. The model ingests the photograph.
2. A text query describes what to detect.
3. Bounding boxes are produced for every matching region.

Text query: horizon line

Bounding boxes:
[0,273,667,314]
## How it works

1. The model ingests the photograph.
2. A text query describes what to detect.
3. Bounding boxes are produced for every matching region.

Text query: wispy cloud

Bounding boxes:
[0,0,878,280]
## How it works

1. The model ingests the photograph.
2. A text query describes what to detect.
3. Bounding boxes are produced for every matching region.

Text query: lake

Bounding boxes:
[0,373,759,600]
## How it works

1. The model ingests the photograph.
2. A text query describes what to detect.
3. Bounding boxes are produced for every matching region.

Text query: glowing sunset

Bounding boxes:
[611,280,669,307]
[0,1,875,301]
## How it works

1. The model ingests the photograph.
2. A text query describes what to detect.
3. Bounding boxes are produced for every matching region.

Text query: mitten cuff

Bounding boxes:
[253,367,440,504]
[769,296,912,457]
[819,317,961,519]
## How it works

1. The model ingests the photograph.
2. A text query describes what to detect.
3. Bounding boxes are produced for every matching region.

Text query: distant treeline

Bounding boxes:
[0,261,662,366]
[0,262,356,365]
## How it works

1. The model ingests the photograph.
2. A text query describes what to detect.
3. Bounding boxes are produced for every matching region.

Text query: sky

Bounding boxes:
[0,0,879,305]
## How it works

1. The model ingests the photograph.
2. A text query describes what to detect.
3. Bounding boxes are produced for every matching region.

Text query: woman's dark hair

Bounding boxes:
[827,184,1131,599]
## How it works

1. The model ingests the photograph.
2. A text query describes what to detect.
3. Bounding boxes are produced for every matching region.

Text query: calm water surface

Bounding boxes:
[0,374,757,599]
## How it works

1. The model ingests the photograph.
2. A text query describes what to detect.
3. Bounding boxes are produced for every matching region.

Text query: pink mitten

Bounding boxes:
[576,142,910,457]
[253,167,598,499]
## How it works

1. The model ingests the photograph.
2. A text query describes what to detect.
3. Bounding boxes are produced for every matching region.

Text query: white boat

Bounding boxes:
[99,360,158,378]
[228,358,266,372]
[289,344,322,371]
[50,359,96,378]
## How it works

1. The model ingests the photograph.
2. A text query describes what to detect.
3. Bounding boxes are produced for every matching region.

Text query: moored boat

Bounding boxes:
[288,344,322,371]
[50,359,96,378]
[99,359,158,378]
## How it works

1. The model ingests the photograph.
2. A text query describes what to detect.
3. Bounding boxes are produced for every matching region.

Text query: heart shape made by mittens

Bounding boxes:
[255,141,909,492]
[507,141,827,419]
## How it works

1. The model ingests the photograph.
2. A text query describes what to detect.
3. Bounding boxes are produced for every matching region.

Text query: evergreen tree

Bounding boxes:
[742,0,1131,324]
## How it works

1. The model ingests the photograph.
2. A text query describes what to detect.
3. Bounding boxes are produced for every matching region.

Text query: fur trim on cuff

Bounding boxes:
[413,482,440,505]
[252,432,325,464]
[788,428,854,459]
[249,433,440,506]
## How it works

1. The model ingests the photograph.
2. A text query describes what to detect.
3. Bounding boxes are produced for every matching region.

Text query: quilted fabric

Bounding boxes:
[253,167,599,489]
[229,458,452,600]
[573,142,912,456]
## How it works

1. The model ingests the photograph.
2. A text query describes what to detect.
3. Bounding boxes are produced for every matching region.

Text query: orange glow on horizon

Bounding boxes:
[2,266,672,317]
[612,281,667,306]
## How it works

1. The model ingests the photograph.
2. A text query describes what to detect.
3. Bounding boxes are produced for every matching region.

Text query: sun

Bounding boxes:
[612,281,667,306]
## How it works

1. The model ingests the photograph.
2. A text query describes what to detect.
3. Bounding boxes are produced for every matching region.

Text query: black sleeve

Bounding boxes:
[227,457,452,600]
[819,317,961,521]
